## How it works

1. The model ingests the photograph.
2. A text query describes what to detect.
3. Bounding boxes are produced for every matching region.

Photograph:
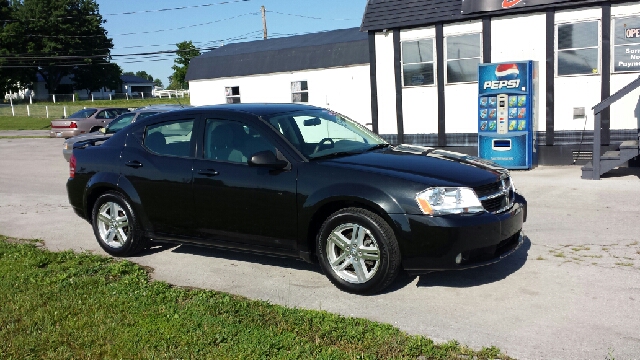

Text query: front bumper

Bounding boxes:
[392,194,526,274]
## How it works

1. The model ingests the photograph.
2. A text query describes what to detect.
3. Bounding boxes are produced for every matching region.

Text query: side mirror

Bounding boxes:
[248,150,288,169]
[303,117,321,126]
[99,127,106,134]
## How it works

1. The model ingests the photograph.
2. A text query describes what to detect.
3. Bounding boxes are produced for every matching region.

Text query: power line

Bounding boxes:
[0,31,263,63]
[4,12,260,38]
[266,10,357,21]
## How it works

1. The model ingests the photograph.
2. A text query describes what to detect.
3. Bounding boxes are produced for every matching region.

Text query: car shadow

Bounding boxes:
[169,243,321,273]
[414,235,531,288]
[137,236,530,292]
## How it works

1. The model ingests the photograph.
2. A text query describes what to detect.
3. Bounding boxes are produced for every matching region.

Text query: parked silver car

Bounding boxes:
[50,108,129,138]
[62,106,186,161]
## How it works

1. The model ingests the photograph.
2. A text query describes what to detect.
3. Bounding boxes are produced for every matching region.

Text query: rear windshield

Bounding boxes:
[68,108,97,119]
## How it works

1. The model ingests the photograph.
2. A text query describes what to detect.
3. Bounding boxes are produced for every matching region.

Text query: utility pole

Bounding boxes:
[261,5,268,40]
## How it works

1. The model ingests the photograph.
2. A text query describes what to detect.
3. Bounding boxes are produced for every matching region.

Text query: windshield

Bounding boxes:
[105,113,136,134]
[68,108,97,119]
[265,109,387,159]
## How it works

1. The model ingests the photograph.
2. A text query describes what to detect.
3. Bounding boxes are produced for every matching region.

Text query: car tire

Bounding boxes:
[90,126,102,133]
[91,191,147,257]
[317,207,401,294]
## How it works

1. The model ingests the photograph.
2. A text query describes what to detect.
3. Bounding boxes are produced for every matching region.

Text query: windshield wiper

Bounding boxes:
[309,151,360,160]
[365,143,391,151]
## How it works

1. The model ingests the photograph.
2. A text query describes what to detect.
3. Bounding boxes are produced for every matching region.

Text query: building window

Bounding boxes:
[401,39,435,86]
[613,16,640,73]
[556,21,600,76]
[225,86,241,103]
[445,33,481,84]
[291,81,308,102]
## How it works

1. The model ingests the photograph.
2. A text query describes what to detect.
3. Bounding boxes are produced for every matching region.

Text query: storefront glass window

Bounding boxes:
[445,33,481,84]
[401,39,435,86]
[556,21,599,76]
[613,16,640,73]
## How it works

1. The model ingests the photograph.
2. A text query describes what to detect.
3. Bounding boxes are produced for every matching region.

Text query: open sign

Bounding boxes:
[626,28,640,38]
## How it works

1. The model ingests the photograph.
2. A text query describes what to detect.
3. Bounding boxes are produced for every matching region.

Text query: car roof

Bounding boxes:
[172,103,323,117]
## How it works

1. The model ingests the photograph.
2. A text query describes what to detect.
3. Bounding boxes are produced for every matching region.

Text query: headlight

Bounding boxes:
[416,187,484,216]
[63,143,69,150]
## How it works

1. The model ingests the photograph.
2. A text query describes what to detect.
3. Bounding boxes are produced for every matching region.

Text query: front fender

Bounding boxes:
[302,183,404,216]
[297,183,405,256]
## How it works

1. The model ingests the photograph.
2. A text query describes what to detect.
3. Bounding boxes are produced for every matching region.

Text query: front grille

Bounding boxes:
[473,177,514,214]
[473,182,501,198]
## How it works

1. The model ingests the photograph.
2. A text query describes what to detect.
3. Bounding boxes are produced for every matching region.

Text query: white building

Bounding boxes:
[362,0,640,164]
[186,1,640,165]
[185,28,373,127]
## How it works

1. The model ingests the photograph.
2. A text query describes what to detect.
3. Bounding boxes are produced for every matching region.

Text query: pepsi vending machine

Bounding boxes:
[477,61,538,169]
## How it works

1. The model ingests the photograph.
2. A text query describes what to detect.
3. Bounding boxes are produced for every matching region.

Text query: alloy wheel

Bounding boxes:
[325,223,381,284]
[96,201,130,249]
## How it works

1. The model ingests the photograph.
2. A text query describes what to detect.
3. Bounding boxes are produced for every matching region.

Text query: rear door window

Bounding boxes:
[144,119,195,157]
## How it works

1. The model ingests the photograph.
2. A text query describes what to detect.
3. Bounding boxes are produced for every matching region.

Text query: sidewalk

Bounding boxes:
[0,130,50,137]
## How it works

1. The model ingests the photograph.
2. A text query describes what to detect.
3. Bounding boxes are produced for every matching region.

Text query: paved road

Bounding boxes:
[1,136,639,360]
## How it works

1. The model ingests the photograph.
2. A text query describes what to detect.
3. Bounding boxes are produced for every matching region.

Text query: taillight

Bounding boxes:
[69,154,76,178]
[69,122,77,128]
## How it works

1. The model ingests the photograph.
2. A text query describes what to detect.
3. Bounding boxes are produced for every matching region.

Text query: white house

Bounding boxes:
[185,28,373,127]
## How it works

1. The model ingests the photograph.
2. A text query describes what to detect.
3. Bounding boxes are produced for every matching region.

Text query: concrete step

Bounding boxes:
[620,140,639,149]
[602,150,620,160]
[581,161,594,180]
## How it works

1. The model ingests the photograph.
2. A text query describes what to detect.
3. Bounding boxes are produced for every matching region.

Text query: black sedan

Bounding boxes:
[67,104,526,294]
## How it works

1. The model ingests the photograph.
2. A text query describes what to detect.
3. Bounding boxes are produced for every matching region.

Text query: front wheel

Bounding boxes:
[317,208,401,294]
[92,191,147,256]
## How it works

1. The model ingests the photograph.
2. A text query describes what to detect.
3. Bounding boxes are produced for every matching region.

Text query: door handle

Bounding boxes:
[125,160,143,168]
[198,169,219,177]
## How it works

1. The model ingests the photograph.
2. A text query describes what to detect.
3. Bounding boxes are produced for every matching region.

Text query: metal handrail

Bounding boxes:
[590,75,640,180]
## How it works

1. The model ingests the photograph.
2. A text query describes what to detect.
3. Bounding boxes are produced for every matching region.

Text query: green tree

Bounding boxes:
[0,0,36,94]
[123,70,162,87]
[3,0,117,95]
[168,41,200,90]
[134,71,153,82]
[73,62,122,95]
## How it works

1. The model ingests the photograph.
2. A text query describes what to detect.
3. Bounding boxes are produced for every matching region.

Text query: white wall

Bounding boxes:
[492,13,547,133]
[374,31,398,134]
[400,27,439,134]
[554,7,603,131]
[443,21,483,134]
[611,2,640,131]
[189,65,372,126]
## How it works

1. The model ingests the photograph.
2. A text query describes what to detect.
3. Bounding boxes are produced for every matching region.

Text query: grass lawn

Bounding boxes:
[0,236,512,359]
[0,98,190,130]
[0,116,52,131]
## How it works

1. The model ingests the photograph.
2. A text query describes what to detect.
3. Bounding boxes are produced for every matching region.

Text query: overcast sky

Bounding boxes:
[96,0,368,87]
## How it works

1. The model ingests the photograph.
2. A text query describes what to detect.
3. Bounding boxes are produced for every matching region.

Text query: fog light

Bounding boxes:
[455,253,462,264]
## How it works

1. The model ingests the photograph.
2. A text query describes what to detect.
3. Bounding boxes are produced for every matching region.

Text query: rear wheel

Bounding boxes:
[317,208,400,294]
[92,191,147,256]
[90,126,103,133]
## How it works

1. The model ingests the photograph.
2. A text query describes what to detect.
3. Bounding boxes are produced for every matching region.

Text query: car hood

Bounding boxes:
[319,145,507,188]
